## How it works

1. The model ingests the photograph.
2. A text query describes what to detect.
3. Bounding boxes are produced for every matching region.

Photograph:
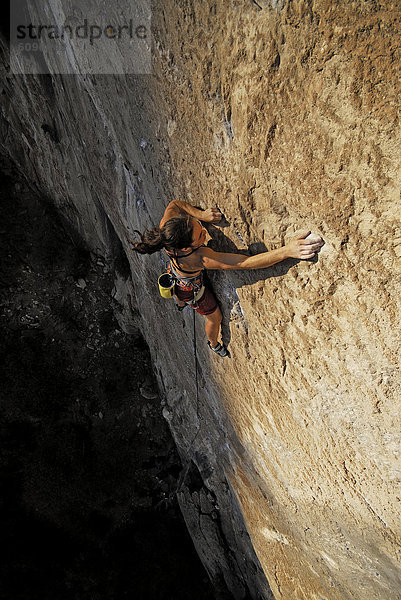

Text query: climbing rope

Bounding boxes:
[193,308,199,412]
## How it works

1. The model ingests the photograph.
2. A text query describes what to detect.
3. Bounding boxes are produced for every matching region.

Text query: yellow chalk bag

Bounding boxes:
[158,273,175,299]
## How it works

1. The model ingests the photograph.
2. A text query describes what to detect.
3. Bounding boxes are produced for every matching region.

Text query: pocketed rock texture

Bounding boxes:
[1,1,401,599]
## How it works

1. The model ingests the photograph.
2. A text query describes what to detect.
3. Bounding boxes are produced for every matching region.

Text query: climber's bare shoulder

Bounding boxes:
[159,200,182,228]
[197,246,247,270]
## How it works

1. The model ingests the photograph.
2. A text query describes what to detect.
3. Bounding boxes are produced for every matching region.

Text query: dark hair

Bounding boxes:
[132,216,194,255]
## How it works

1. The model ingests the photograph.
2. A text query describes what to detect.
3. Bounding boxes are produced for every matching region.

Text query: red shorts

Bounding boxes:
[175,282,218,315]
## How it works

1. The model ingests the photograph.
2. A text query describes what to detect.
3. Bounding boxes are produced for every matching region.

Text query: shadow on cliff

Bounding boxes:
[0,161,217,600]
[203,221,320,349]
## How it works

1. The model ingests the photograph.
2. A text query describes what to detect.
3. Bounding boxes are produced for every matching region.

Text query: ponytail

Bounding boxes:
[132,216,194,255]
[131,227,164,255]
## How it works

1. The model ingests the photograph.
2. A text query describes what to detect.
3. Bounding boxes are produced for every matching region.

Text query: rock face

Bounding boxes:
[1,1,401,598]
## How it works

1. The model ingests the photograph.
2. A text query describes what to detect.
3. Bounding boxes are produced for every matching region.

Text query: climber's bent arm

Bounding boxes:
[160,200,222,228]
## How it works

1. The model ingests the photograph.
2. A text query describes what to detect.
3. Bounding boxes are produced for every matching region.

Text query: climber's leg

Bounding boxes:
[203,306,222,348]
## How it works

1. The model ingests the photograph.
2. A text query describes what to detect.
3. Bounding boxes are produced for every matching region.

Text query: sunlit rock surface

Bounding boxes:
[1,1,400,598]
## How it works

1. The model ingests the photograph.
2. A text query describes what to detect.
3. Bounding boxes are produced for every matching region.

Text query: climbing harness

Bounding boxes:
[171,270,205,309]
[159,247,205,308]
[159,245,205,306]
[158,265,205,306]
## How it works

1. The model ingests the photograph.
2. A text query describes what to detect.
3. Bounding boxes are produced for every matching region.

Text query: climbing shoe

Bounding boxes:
[207,341,231,358]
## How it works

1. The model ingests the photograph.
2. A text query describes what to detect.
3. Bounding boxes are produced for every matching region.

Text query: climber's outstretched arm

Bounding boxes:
[160,200,222,228]
[198,231,323,270]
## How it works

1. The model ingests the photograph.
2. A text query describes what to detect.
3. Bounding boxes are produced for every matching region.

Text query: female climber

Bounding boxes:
[132,200,324,357]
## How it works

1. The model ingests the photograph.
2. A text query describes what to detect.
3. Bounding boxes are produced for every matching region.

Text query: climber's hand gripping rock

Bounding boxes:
[285,231,324,260]
[201,207,223,224]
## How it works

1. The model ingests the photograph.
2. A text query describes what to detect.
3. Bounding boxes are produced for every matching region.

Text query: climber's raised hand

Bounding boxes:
[201,207,223,224]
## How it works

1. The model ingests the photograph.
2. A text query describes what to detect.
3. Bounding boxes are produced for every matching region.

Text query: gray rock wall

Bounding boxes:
[1,1,401,599]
